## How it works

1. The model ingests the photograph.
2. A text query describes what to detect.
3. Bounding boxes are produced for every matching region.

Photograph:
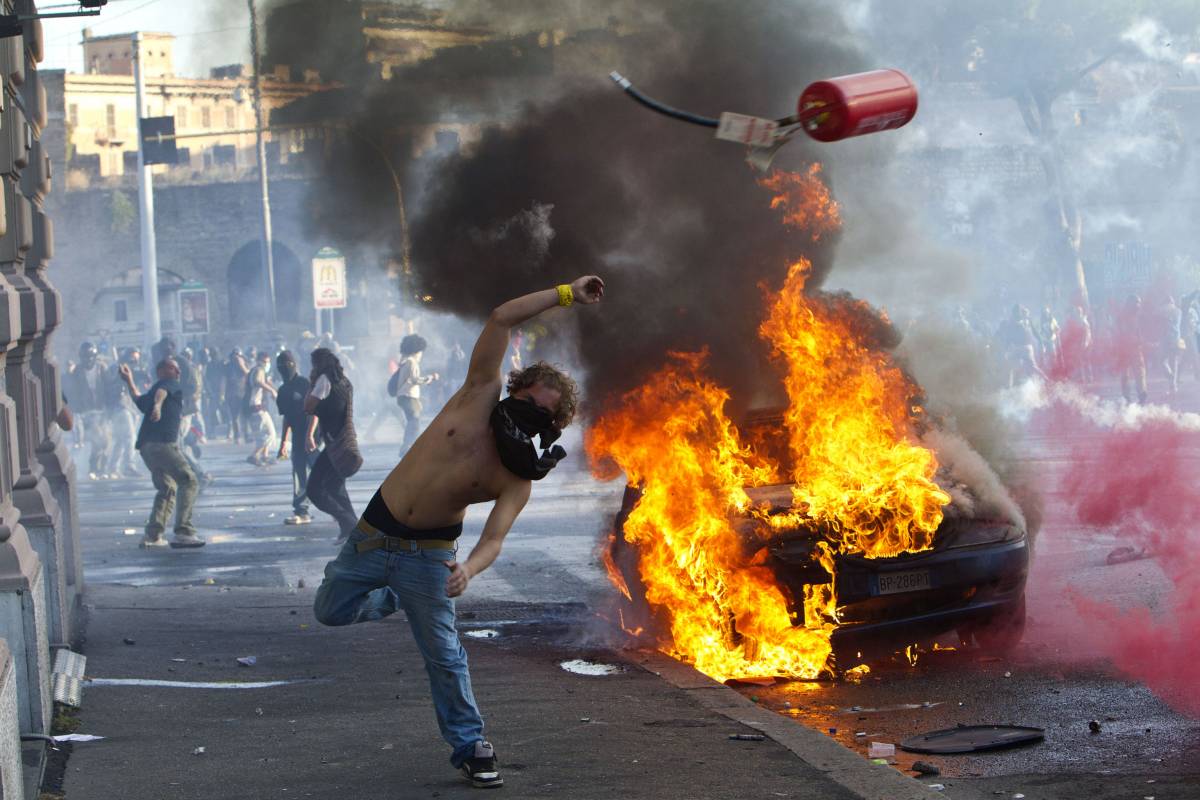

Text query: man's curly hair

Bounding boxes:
[506,361,579,430]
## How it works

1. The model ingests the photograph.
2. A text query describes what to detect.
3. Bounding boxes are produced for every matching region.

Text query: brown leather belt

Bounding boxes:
[354,521,457,553]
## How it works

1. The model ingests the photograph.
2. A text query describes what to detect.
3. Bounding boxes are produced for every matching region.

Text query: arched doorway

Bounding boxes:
[226,241,304,330]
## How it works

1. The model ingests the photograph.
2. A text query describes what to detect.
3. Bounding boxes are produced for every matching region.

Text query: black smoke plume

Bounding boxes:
[264,0,870,413]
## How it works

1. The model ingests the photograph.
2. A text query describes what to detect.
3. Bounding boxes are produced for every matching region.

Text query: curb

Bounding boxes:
[634,651,958,800]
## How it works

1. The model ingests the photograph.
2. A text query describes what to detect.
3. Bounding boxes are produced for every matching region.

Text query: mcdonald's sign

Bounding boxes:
[311,247,348,310]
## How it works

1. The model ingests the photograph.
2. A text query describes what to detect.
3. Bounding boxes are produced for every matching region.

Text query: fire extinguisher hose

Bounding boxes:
[608,71,720,128]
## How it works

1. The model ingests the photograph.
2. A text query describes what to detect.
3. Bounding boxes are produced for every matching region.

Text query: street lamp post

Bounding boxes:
[132,32,162,353]
[248,0,277,331]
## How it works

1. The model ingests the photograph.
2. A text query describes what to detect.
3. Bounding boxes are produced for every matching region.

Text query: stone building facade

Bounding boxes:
[42,30,328,183]
[0,2,85,797]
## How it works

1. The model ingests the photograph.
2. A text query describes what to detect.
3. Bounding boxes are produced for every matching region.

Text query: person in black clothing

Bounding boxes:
[303,348,362,541]
[275,350,313,525]
[117,357,206,549]
[225,348,249,442]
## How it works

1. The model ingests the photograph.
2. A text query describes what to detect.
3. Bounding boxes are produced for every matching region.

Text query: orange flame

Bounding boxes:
[758,163,841,242]
[587,166,948,682]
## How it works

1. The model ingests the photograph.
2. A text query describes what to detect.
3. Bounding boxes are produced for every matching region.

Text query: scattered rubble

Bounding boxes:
[901,725,1044,754]
[559,660,623,676]
[1106,546,1149,566]
[464,629,500,639]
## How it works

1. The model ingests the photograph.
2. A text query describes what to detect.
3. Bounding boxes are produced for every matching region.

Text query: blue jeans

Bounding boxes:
[313,530,485,766]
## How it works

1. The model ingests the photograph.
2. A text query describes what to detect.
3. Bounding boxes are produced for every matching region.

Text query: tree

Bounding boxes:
[868,0,1196,312]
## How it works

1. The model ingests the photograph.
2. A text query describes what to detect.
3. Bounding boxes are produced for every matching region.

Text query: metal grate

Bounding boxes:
[52,674,83,708]
[51,649,87,708]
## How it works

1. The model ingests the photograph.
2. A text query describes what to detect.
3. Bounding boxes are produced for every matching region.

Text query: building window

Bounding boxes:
[225,105,236,130]
[114,299,128,323]
[68,104,78,127]
[201,106,211,128]
[176,106,188,128]
[105,104,115,138]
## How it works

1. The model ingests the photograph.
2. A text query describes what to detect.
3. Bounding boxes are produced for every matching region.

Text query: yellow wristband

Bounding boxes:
[556,284,574,307]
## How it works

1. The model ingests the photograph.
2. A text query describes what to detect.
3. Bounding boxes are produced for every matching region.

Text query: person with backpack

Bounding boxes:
[388,334,439,457]
[304,347,362,541]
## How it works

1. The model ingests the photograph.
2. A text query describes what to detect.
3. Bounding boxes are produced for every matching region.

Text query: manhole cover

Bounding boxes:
[900,724,1045,754]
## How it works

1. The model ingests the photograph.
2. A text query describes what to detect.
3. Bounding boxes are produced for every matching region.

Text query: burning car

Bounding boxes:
[587,169,1030,682]
[607,405,1030,673]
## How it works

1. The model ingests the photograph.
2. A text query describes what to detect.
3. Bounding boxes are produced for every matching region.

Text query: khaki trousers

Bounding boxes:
[139,442,199,538]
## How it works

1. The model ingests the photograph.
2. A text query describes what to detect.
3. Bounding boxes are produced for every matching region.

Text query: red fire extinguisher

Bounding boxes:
[609,68,918,168]
[796,69,918,142]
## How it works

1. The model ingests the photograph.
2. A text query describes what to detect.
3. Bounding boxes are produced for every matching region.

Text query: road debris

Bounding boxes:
[192,746,206,756]
[912,761,941,775]
[464,629,500,639]
[52,734,105,743]
[725,676,776,687]
[901,725,1045,754]
[868,742,896,758]
[728,734,766,741]
[841,702,943,714]
[1088,719,1101,733]
[559,659,623,676]
[122,638,136,646]
[927,785,945,792]
[1106,545,1149,565]
[122,528,138,535]
[236,656,258,667]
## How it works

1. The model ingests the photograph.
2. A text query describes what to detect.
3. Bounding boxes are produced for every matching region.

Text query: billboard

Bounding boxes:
[312,247,348,310]
[178,287,210,335]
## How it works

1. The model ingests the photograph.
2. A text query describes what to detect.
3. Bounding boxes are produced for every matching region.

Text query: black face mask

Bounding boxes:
[490,396,566,481]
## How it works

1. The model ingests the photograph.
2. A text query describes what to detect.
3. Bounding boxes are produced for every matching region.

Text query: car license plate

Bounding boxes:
[876,569,931,595]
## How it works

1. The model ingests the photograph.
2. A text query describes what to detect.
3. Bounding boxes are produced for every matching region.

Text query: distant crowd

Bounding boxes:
[949,291,1200,404]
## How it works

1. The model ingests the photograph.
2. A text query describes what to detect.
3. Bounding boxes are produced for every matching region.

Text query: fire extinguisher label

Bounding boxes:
[716,112,779,148]
[852,109,912,135]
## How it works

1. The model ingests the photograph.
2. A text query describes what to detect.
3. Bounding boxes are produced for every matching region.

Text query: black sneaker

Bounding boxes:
[460,740,503,788]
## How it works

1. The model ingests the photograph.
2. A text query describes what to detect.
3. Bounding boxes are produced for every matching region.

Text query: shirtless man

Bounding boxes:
[314,275,604,788]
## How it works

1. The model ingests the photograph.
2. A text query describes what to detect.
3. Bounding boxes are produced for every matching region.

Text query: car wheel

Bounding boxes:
[961,595,1026,655]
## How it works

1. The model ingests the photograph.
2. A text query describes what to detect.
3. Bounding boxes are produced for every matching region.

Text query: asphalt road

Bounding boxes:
[73,417,1200,799]
[727,424,1200,799]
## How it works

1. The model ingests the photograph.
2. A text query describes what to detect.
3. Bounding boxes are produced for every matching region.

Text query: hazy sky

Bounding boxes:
[41,0,250,76]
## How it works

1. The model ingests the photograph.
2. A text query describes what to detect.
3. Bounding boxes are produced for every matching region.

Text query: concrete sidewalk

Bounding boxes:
[59,584,947,800]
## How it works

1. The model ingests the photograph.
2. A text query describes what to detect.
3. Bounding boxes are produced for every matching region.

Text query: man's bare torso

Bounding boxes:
[377,379,526,529]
